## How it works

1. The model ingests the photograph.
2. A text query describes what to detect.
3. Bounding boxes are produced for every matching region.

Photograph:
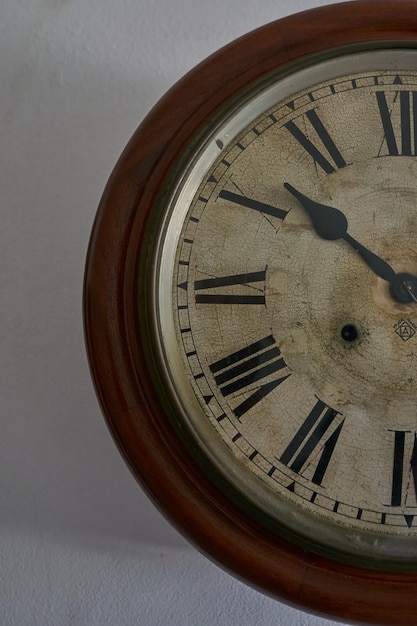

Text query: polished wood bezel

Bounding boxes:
[84,2,417,622]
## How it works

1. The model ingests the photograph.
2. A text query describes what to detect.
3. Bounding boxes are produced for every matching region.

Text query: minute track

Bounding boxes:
[86,7,417,619]
[168,60,417,566]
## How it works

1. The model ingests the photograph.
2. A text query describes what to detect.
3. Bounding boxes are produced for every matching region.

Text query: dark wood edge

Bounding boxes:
[84,2,417,623]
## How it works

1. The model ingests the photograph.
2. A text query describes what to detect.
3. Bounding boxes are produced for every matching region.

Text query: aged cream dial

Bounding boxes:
[85,4,417,619]
[155,50,417,568]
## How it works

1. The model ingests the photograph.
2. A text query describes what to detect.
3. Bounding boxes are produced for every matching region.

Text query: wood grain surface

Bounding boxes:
[84,2,417,623]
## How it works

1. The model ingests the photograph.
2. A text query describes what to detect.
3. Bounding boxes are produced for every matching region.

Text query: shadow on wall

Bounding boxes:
[1,1,185,549]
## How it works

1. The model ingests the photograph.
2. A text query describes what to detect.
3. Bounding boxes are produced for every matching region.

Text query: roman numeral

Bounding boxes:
[279,399,343,486]
[284,109,347,174]
[218,190,288,220]
[209,335,291,419]
[376,90,417,156]
[194,270,266,305]
[390,431,417,513]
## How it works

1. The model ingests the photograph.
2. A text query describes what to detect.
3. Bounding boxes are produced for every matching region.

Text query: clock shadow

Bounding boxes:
[1,27,187,549]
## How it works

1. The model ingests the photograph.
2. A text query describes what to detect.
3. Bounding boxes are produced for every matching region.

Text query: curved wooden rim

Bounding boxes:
[84,2,417,622]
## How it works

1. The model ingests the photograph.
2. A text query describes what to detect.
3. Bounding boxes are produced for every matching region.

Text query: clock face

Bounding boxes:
[85,4,417,619]
[153,49,417,569]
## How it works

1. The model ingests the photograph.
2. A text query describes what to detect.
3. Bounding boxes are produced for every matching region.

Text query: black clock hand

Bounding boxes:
[284,183,396,283]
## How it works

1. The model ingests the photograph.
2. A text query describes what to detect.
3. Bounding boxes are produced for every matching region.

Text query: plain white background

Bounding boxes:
[1,1,354,624]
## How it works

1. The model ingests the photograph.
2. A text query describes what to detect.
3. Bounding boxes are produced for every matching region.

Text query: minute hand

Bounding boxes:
[284,183,396,283]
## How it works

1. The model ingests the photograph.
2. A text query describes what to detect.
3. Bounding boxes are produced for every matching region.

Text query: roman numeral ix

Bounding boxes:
[194,270,266,305]
[209,335,291,419]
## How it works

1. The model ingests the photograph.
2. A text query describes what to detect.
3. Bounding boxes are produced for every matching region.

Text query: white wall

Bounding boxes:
[2,1,347,624]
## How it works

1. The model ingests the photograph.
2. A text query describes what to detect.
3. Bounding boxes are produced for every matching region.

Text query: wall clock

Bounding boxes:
[84,1,417,623]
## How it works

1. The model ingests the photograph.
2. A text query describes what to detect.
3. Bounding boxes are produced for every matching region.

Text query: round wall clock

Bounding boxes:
[84,1,417,623]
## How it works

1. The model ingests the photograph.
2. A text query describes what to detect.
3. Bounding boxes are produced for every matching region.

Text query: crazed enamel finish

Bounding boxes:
[155,60,417,566]
[84,2,417,623]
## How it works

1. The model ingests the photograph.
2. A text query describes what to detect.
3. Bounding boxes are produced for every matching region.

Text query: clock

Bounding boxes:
[83,1,417,623]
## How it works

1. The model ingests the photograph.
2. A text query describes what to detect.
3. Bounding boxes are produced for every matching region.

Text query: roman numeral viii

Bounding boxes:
[194,270,266,305]
[376,90,417,156]
[285,109,347,174]
[279,399,344,486]
[209,335,291,419]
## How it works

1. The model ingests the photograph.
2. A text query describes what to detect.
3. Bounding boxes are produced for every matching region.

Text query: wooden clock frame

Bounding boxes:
[84,2,417,622]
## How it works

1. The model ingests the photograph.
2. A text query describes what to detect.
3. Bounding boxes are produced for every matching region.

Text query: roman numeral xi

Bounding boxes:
[285,108,347,174]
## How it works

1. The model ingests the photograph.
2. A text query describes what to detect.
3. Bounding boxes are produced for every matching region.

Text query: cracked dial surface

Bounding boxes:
[155,50,417,567]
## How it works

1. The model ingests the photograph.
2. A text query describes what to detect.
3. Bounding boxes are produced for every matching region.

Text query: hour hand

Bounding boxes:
[284,182,396,284]
[283,182,348,240]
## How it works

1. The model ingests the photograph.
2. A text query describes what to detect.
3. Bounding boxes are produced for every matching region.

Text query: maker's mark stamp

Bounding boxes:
[394,319,417,341]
